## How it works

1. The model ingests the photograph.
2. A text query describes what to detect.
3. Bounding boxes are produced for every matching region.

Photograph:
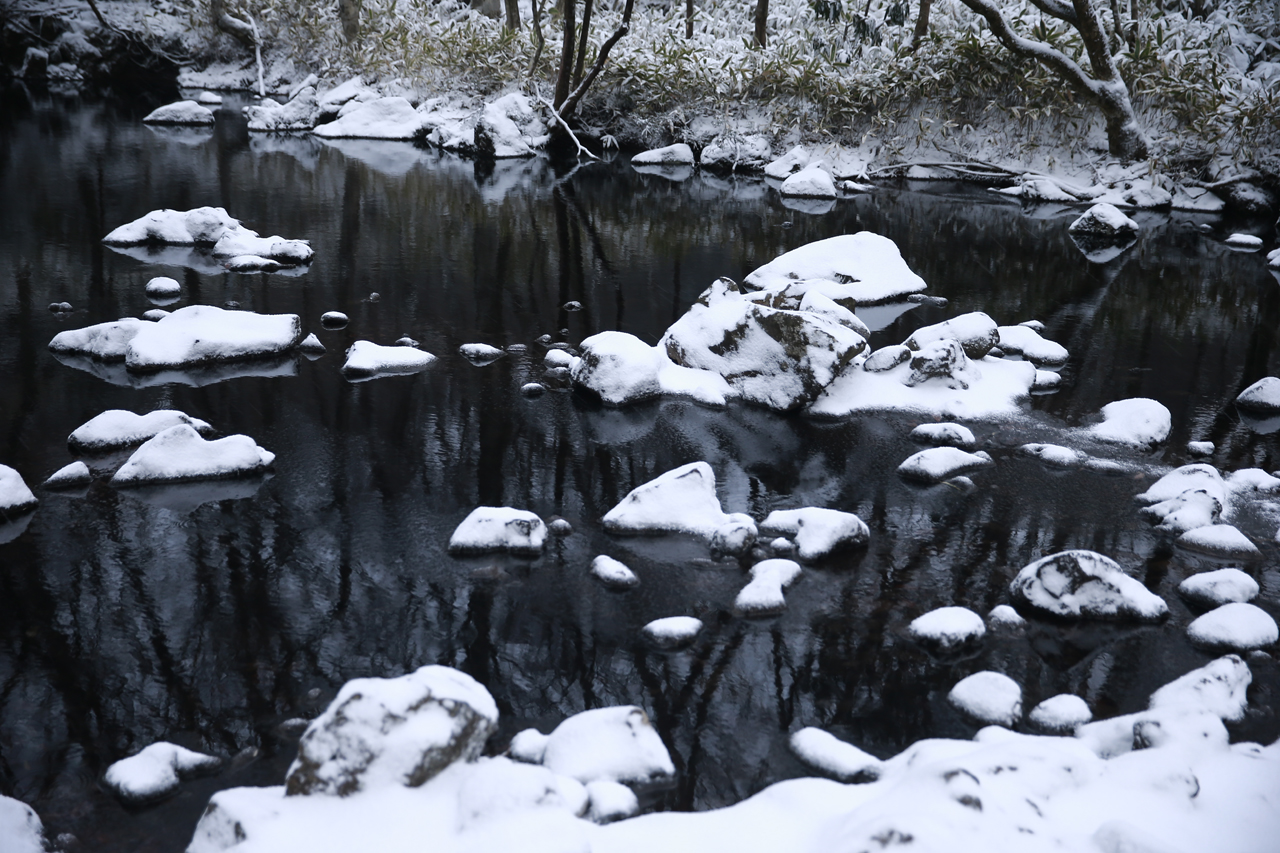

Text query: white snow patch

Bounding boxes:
[143,100,215,125]
[246,87,319,131]
[0,795,46,853]
[540,707,674,785]
[1224,233,1263,250]
[586,780,638,823]
[1187,603,1277,651]
[44,460,91,489]
[1178,568,1259,607]
[572,331,729,407]
[987,604,1026,630]
[1236,377,1280,412]
[779,163,836,199]
[910,422,976,449]
[1140,489,1221,533]
[1085,398,1171,449]
[124,306,302,370]
[1148,655,1251,722]
[1028,695,1092,733]
[590,555,639,589]
[48,317,145,361]
[1018,443,1086,468]
[734,558,802,615]
[631,144,695,166]
[1069,203,1139,237]
[743,233,927,305]
[602,462,730,538]
[764,145,809,179]
[0,465,38,515]
[700,134,771,172]
[1010,550,1167,621]
[1136,464,1226,507]
[906,312,999,359]
[897,447,993,483]
[145,275,182,301]
[1187,441,1215,456]
[789,728,882,782]
[342,341,436,378]
[110,425,274,486]
[758,507,868,560]
[948,671,1022,726]
[104,741,220,803]
[69,409,213,452]
[448,507,546,556]
[476,93,549,158]
[460,343,505,364]
[996,324,1069,366]
[313,97,424,139]
[641,616,702,648]
[908,606,986,650]
[1177,524,1261,559]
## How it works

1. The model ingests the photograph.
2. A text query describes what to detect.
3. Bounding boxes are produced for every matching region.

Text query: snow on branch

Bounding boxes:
[1027,0,1079,25]
[955,0,1105,99]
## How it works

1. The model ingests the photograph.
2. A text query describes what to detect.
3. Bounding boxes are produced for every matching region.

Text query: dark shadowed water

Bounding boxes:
[1,84,1279,851]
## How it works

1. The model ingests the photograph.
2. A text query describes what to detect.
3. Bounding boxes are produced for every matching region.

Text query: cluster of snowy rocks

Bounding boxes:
[103,206,314,273]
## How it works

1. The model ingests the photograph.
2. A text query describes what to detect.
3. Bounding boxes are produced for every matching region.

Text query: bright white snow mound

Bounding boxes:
[125,306,302,370]
[905,312,999,359]
[1018,443,1086,468]
[948,671,1022,726]
[764,145,809,179]
[907,606,986,651]
[909,422,976,449]
[1069,203,1139,238]
[474,93,549,158]
[789,728,882,782]
[48,317,145,361]
[642,616,702,649]
[572,330,729,407]
[145,275,182,300]
[142,100,215,125]
[742,232,927,305]
[988,604,1027,630]
[1028,695,1092,733]
[448,507,547,556]
[1009,550,1167,621]
[44,460,91,489]
[1187,603,1277,651]
[602,462,730,538]
[534,706,675,784]
[1177,524,1261,559]
[590,555,639,589]
[1136,463,1226,507]
[631,143,695,166]
[735,558,802,615]
[103,207,313,265]
[285,665,498,796]
[700,134,771,172]
[1085,398,1171,449]
[996,324,1069,366]
[1236,377,1280,412]
[0,795,47,853]
[245,87,319,131]
[104,741,220,803]
[313,97,424,139]
[779,163,836,199]
[68,409,213,452]
[758,507,868,560]
[897,447,993,483]
[110,425,274,486]
[1178,568,1259,606]
[0,465,38,516]
[342,341,436,378]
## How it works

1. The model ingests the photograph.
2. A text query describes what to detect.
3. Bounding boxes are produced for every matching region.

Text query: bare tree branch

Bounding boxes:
[1027,0,1079,24]
[557,0,635,121]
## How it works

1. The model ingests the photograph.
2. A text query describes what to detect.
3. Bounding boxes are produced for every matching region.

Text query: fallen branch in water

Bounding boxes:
[535,91,597,161]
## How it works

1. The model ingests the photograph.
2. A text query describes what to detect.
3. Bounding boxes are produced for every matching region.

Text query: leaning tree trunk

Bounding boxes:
[504,0,520,30]
[956,0,1149,161]
[754,0,768,47]
[338,0,360,41]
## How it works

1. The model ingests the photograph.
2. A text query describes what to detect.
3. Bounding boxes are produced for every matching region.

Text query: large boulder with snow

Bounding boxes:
[104,742,221,804]
[1068,203,1138,239]
[68,409,213,452]
[779,163,836,199]
[758,507,868,560]
[700,134,771,173]
[1085,398,1171,449]
[1010,550,1167,621]
[474,93,549,158]
[516,706,675,785]
[948,671,1022,726]
[743,232,927,305]
[286,666,498,796]
[0,796,46,853]
[448,507,547,556]
[660,297,866,411]
[313,97,424,139]
[904,312,999,360]
[49,317,145,361]
[143,100,216,125]
[1236,377,1280,413]
[631,143,695,166]
[0,465,38,518]
[571,331,664,405]
[109,425,274,485]
[123,305,302,370]
[1187,603,1277,651]
[103,206,241,245]
[245,87,320,131]
[602,461,729,538]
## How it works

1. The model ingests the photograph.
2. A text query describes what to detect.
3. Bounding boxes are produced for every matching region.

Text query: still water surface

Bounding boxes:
[1,85,1279,851]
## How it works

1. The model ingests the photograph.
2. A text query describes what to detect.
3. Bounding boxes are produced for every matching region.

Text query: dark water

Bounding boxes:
[1,84,1279,851]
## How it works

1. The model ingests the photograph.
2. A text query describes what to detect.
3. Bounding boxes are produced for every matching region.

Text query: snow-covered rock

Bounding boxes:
[1224,233,1263,251]
[0,796,47,853]
[996,324,1069,366]
[104,207,314,266]
[109,425,274,486]
[537,707,674,785]
[907,606,986,651]
[44,460,91,489]
[1178,568,1259,607]
[1032,368,1061,391]
[586,780,638,823]
[631,143,695,166]
[571,331,732,407]
[905,312,999,360]
[212,232,314,265]
[1018,443,1086,468]
[1069,203,1139,238]
[145,275,182,304]
[757,507,868,560]
[734,558,802,615]
[711,514,758,556]
[987,604,1026,630]
[313,97,424,139]
[1187,603,1277,651]
[1085,398,1171,449]
[143,100,216,125]
[245,87,320,131]
[460,343,505,365]
[1236,377,1280,412]
[448,507,547,556]
[1139,488,1221,533]
[601,462,730,538]
[700,134,771,172]
[642,616,702,649]
[341,341,436,379]
[1028,695,1092,733]
[742,232,927,305]
[1009,550,1167,621]
[779,163,836,199]
[1177,524,1260,559]
[286,665,497,796]
[123,305,302,370]
[0,465,38,517]
[298,333,326,356]
[909,422,976,450]
[1148,654,1251,722]
[590,555,639,589]
[897,447,993,483]
[68,409,213,452]
[455,757,588,828]
[789,728,882,782]
[948,671,1022,726]
[1136,463,1225,506]
[1187,440,1215,456]
[474,93,549,158]
[1270,247,1280,269]
[104,741,221,804]
[49,317,145,361]
[764,145,809,180]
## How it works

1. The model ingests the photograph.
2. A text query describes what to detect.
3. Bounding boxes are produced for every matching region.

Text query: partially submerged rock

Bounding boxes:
[1236,377,1280,413]
[119,306,302,371]
[907,606,986,652]
[103,207,314,267]
[535,706,674,785]
[700,134,771,173]
[245,87,320,131]
[145,275,182,304]
[1085,398,1171,449]
[285,665,498,796]
[631,143,695,166]
[1187,603,1277,651]
[757,507,868,560]
[1138,489,1221,533]
[474,93,549,159]
[1009,550,1167,621]
[109,425,275,486]
[1177,524,1260,559]
[1028,695,1092,733]
[995,324,1068,366]
[68,409,213,452]
[742,232,927,305]
[909,422,976,449]
[460,343,506,365]
[948,671,1022,726]
[313,97,424,139]
[143,100,215,125]
[104,742,220,804]
[734,558,802,615]
[590,555,639,589]
[764,145,809,180]
[1069,203,1139,239]
[897,447,993,483]
[341,341,436,379]
[779,163,836,199]
[642,616,702,649]
[1018,443,1086,468]
[905,312,999,360]
[789,728,882,782]
[1177,568,1258,607]
[0,465,38,518]
[602,462,730,538]
[44,460,92,489]
[448,507,547,556]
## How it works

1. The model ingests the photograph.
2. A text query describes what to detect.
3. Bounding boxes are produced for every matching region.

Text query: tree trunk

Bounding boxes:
[504,0,521,30]
[211,0,257,47]
[529,0,545,75]
[686,0,694,38]
[338,0,360,42]
[754,0,768,47]
[573,0,594,89]
[910,0,932,49]
[554,0,577,110]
